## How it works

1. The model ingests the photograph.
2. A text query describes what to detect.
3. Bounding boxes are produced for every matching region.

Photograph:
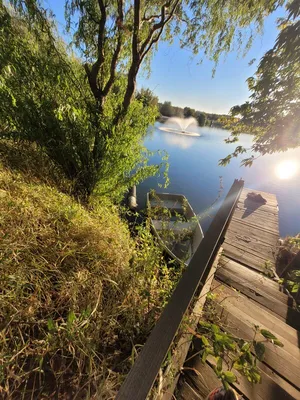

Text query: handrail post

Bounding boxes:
[116,179,244,400]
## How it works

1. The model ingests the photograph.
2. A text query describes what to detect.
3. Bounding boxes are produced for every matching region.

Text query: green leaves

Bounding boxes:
[47,318,55,332]
[216,356,223,372]
[67,311,76,326]
[260,329,277,340]
[222,0,300,164]
[254,341,265,361]
[193,321,285,391]
[260,329,283,347]
[223,371,236,383]
[201,336,210,347]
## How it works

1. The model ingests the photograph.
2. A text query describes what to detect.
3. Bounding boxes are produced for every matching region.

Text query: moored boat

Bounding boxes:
[147,192,204,264]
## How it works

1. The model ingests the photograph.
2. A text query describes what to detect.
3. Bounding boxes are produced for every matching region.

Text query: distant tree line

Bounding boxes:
[158,101,228,127]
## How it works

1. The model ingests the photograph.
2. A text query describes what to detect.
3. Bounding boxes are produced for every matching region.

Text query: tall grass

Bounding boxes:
[0,142,180,399]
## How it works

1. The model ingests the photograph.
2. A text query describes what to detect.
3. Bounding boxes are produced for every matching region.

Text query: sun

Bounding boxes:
[275,160,299,180]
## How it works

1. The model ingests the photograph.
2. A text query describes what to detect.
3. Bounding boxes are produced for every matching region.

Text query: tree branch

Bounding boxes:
[102,0,123,96]
[132,0,140,61]
[86,0,107,100]
[140,0,180,62]
[122,0,141,111]
[142,13,161,22]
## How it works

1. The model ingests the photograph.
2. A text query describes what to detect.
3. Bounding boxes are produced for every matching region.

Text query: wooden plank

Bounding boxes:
[258,363,300,400]
[208,355,300,400]
[181,360,222,400]
[234,205,279,223]
[218,257,290,305]
[177,381,203,400]
[210,300,300,388]
[239,196,278,210]
[181,353,300,400]
[211,280,300,359]
[223,239,276,264]
[232,210,279,231]
[227,220,279,246]
[239,190,278,207]
[231,215,279,235]
[224,233,277,260]
[222,242,274,272]
[211,280,299,348]
[236,200,278,215]
[216,267,300,330]
[235,208,278,224]
[160,250,221,400]
[116,180,245,400]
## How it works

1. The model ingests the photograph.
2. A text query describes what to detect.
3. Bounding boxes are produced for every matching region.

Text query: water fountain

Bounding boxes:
[159,117,200,137]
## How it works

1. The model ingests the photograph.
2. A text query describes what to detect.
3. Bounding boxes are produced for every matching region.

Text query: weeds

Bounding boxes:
[192,321,283,390]
[0,157,180,398]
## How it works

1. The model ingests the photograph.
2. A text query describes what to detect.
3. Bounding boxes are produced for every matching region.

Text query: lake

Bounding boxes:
[138,122,300,237]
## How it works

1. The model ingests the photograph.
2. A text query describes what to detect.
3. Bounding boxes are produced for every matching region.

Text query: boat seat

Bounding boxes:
[150,199,184,214]
[152,220,195,232]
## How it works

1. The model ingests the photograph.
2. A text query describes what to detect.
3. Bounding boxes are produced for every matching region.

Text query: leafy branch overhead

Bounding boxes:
[64,0,283,112]
[2,0,292,199]
[220,0,300,167]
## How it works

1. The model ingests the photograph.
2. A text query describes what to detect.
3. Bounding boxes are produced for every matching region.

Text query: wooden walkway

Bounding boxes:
[177,188,300,400]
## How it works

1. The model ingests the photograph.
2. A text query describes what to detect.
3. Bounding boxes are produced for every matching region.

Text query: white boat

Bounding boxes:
[147,192,204,265]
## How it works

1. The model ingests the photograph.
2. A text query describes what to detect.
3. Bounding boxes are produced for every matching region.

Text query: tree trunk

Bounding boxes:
[123,59,139,113]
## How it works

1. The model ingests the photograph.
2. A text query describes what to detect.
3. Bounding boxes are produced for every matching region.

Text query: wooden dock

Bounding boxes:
[177,188,300,400]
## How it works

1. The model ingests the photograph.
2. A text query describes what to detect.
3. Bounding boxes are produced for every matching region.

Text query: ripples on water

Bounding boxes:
[138,123,300,237]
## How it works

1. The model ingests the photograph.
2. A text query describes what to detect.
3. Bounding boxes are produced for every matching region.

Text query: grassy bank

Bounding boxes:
[0,142,180,399]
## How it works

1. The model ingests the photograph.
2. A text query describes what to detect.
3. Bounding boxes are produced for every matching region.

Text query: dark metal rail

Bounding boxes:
[116,179,244,400]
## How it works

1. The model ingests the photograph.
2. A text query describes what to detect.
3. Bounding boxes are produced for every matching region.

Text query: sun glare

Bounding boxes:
[275,160,298,180]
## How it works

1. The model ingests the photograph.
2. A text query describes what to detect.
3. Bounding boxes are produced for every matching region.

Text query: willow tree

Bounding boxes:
[220,0,300,167]
[4,0,284,197]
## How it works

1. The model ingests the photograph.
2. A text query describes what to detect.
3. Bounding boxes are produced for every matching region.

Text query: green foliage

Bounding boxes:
[160,101,174,117]
[285,270,300,294]
[253,341,265,361]
[285,235,300,250]
[0,4,160,201]
[220,0,300,166]
[276,234,300,302]
[263,260,275,278]
[158,101,227,127]
[184,106,196,118]
[196,112,206,127]
[196,320,283,389]
[2,0,285,198]
[0,159,181,398]
[136,87,159,108]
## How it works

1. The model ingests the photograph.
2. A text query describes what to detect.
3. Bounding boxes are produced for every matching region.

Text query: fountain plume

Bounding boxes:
[159,117,200,136]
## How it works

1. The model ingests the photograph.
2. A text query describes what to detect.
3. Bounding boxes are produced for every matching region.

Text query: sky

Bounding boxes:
[45,0,285,114]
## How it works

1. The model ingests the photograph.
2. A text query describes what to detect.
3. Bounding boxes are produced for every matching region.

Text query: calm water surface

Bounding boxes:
[138,123,300,237]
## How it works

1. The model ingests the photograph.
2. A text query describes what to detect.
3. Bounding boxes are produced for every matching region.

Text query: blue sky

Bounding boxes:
[46,0,284,114]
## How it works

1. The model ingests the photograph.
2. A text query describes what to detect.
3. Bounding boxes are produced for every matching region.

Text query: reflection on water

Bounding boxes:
[139,123,300,237]
[275,160,299,180]
[164,133,198,149]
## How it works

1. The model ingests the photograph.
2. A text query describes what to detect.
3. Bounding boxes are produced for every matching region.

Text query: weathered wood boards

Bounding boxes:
[178,188,300,400]
[178,278,300,399]
[223,188,279,272]
[216,257,300,331]
[211,280,300,389]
